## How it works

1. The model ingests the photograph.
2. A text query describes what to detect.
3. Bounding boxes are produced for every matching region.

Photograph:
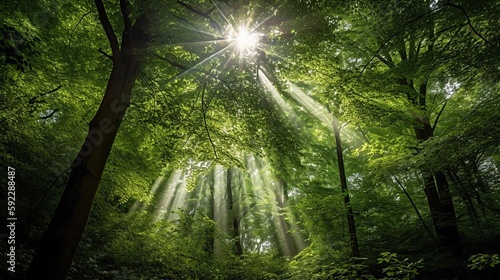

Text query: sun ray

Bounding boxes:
[287,82,332,128]
[157,38,233,48]
[208,0,232,27]
[170,42,236,80]
[165,176,189,220]
[153,170,182,222]
[250,12,276,32]
[128,175,165,214]
[258,69,297,118]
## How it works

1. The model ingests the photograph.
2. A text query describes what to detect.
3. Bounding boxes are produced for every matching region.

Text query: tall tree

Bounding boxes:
[280,0,500,255]
[26,1,153,278]
[333,117,361,258]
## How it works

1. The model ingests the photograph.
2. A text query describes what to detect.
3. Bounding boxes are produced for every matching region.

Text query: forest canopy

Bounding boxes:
[0,0,499,279]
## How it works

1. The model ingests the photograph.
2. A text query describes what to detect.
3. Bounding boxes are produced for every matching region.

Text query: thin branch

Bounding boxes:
[29,85,63,104]
[375,54,393,68]
[209,0,231,27]
[391,173,435,239]
[94,0,120,56]
[155,54,189,70]
[172,13,198,30]
[416,37,423,55]
[40,109,59,120]
[70,10,92,38]
[155,54,230,86]
[436,25,464,57]
[357,124,435,238]
[447,2,491,45]
[201,82,218,158]
[432,100,448,130]
[358,2,449,78]
[463,94,500,121]
[98,48,113,60]
[177,0,222,36]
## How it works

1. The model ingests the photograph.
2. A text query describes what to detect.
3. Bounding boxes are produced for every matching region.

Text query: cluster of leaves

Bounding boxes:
[468,254,500,271]
[288,250,425,280]
[378,252,423,280]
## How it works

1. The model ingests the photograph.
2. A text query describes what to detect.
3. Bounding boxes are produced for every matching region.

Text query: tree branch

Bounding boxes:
[447,2,491,45]
[155,54,189,70]
[29,85,63,104]
[98,48,113,60]
[357,124,434,238]
[155,54,230,86]
[70,10,92,38]
[40,109,59,120]
[201,82,218,158]
[390,173,435,239]
[94,0,120,56]
[432,100,447,130]
[120,0,132,33]
[177,0,222,36]
[375,54,393,68]
[172,14,198,30]
[358,2,449,78]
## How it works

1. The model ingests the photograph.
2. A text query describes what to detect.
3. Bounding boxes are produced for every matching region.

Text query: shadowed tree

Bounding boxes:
[26,0,153,278]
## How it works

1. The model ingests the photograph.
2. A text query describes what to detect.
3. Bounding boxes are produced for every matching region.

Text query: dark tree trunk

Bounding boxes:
[414,119,461,254]
[226,168,243,255]
[206,168,215,255]
[333,118,361,258]
[26,1,151,278]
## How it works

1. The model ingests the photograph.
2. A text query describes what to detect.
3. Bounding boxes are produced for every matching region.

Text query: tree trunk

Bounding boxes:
[414,120,461,254]
[333,118,361,258]
[275,180,297,257]
[226,168,243,255]
[26,2,150,278]
[206,168,215,255]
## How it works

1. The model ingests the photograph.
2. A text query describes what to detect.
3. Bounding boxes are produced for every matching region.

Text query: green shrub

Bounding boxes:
[467,254,500,271]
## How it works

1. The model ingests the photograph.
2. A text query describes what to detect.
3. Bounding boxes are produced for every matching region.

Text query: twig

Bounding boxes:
[29,85,63,104]
[155,54,189,70]
[98,48,113,60]
[40,109,59,120]
[177,0,222,36]
[391,173,435,239]
[432,100,447,130]
[358,2,449,78]
[447,2,491,45]
[155,54,230,85]
[201,82,218,158]
[70,10,92,39]
[357,124,435,238]
[172,14,198,30]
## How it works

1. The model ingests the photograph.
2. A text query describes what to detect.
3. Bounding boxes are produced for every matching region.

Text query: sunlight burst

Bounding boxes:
[234,28,260,55]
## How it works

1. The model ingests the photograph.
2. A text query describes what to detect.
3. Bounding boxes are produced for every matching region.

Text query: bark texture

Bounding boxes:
[26,1,150,278]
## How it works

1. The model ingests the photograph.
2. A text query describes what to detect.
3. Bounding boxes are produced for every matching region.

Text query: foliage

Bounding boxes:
[378,252,423,280]
[468,254,500,271]
[1,0,499,279]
